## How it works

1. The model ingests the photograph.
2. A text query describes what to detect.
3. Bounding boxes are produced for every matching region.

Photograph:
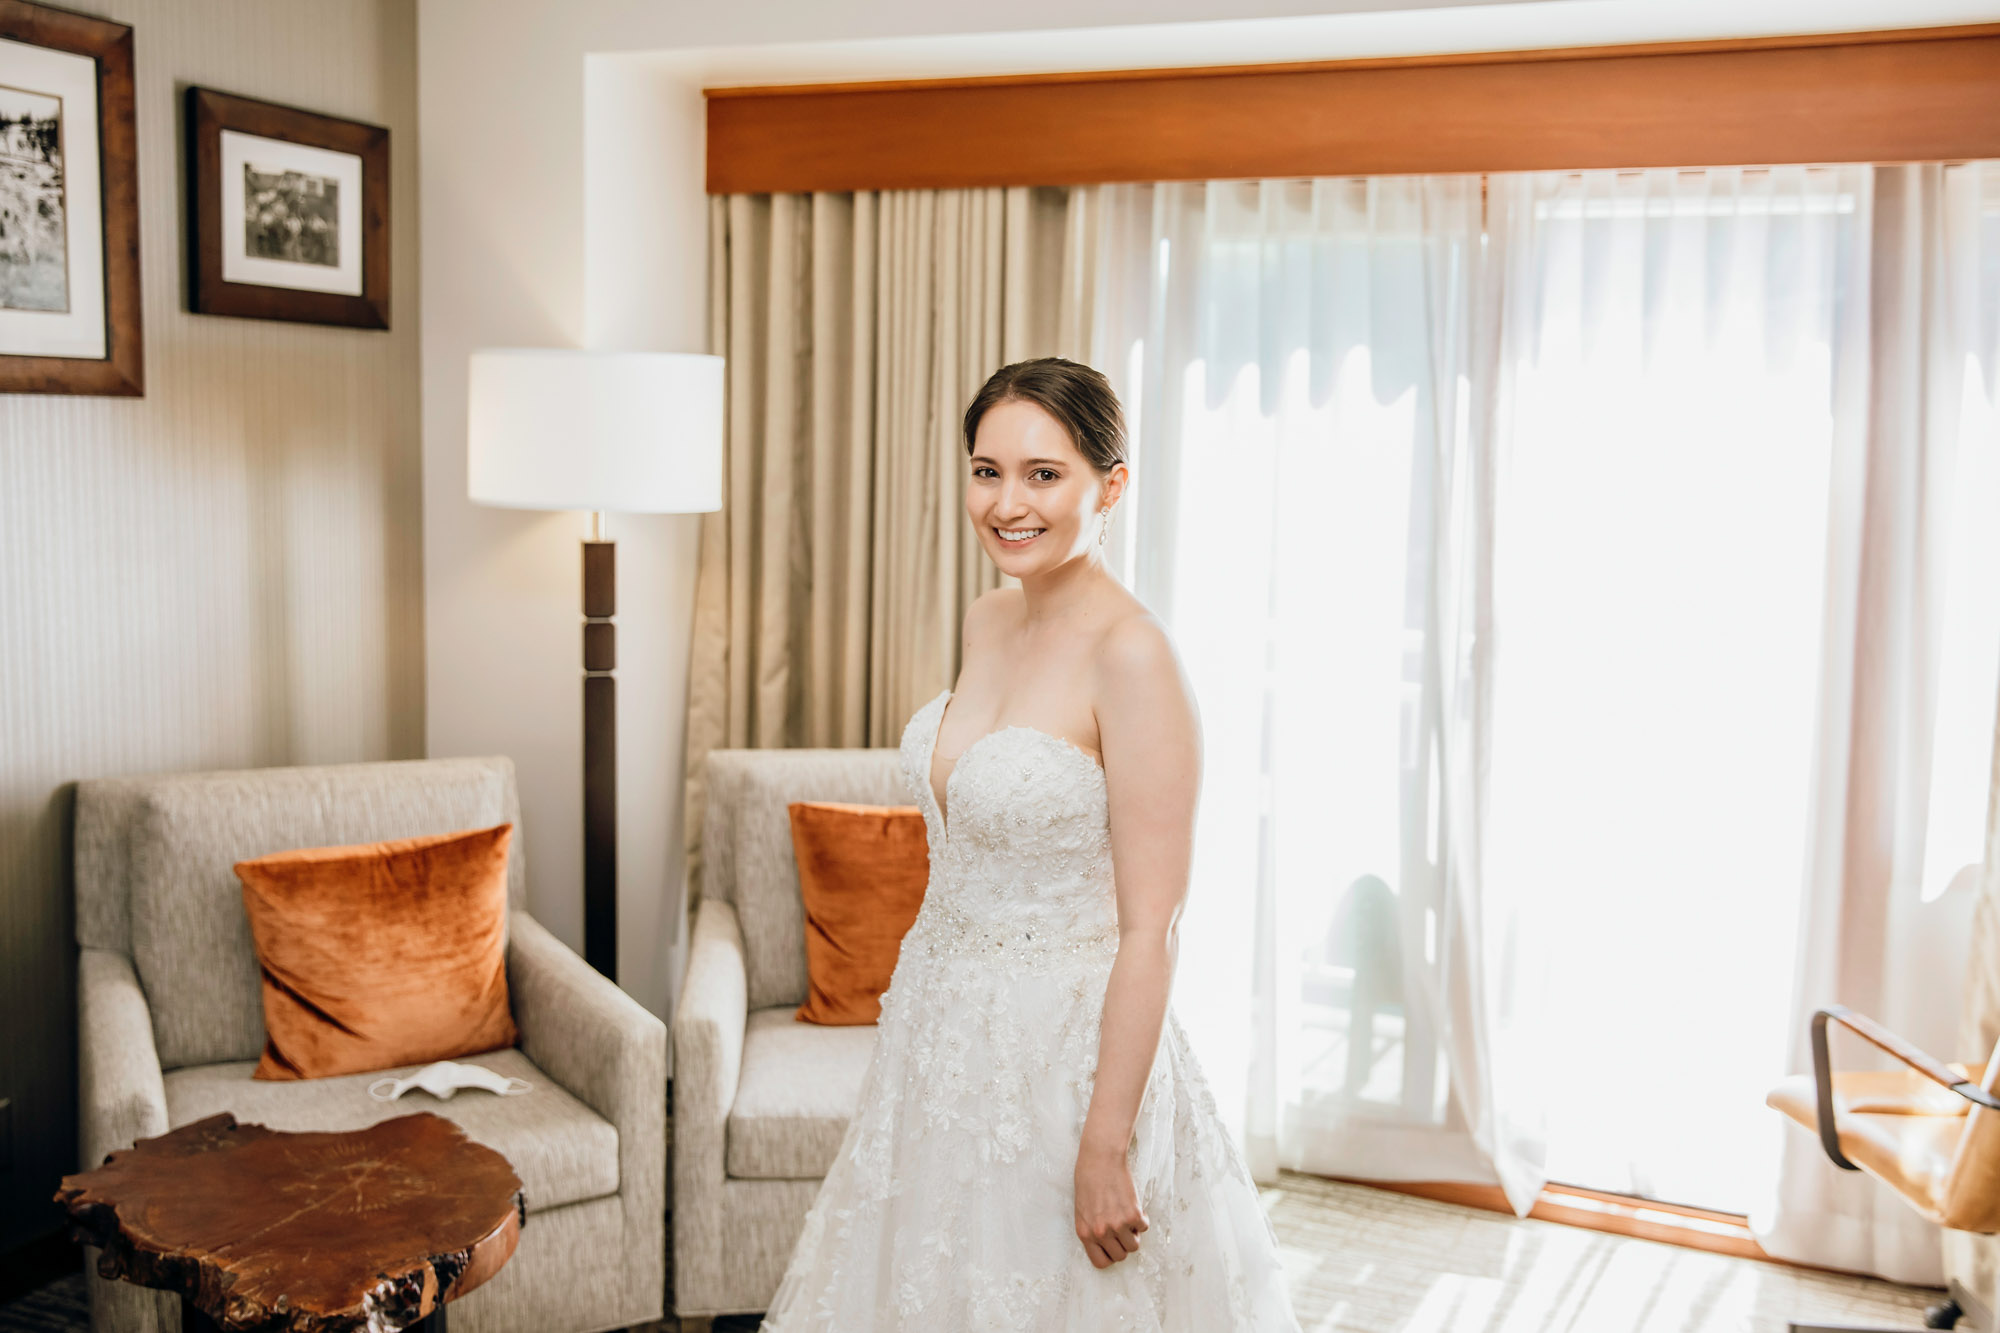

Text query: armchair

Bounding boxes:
[1767,1005,2000,1332]
[72,756,665,1333]
[670,746,907,1325]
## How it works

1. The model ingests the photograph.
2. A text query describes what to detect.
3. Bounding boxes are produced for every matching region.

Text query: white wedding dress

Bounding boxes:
[760,688,1302,1332]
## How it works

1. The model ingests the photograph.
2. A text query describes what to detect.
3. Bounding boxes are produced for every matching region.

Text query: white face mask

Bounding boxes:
[368,1060,531,1102]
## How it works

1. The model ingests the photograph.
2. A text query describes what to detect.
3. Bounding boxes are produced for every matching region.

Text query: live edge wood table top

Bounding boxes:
[56,1112,525,1333]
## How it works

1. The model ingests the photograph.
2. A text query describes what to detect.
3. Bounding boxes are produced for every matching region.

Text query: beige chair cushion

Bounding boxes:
[163,1047,616,1213]
[726,1006,878,1179]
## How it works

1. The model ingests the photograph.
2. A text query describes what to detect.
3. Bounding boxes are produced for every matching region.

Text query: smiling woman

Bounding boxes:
[961,357,1130,577]
[757,357,1303,1331]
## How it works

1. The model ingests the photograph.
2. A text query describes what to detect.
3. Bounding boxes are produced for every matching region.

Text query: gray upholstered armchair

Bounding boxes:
[670,746,909,1324]
[73,756,665,1333]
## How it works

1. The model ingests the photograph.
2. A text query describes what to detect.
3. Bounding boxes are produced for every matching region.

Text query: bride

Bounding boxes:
[760,358,1302,1331]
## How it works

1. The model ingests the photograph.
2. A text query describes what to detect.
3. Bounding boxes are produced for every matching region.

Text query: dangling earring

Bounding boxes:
[1097,507,1111,548]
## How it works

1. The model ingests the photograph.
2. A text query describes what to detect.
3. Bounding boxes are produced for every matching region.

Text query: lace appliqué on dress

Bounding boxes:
[760,689,1301,1333]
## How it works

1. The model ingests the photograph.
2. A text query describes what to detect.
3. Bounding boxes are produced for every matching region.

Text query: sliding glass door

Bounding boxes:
[1482,167,1863,1213]
[1091,162,2000,1227]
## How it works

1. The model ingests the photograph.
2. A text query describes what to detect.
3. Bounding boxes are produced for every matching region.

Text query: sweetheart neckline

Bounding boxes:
[924,688,1105,847]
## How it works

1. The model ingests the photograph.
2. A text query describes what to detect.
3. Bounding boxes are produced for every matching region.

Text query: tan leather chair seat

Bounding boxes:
[1769,1071,1967,1223]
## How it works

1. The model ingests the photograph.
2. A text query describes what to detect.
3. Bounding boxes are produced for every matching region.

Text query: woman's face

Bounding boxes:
[967,398,1123,576]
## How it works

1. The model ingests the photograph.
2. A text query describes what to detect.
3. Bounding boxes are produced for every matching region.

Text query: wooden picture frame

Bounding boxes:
[186,87,388,329]
[0,0,142,396]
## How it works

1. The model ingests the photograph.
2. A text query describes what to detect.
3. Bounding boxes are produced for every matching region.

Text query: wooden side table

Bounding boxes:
[57,1112,524,1332]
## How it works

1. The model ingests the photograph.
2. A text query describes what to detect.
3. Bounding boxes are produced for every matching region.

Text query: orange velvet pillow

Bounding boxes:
[235,823,517,1081]
[788,801,930,1025]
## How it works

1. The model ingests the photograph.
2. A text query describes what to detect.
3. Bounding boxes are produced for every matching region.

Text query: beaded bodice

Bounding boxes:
[897,688,1121,969]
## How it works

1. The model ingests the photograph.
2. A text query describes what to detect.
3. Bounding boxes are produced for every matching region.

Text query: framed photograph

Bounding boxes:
[0,1,142,396]
[187,87,388,329]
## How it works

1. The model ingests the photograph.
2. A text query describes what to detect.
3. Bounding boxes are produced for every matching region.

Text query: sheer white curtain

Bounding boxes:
[1083,163,2000,1278]
[1081,177,1541,1208]
[1481,165,1866,1219]
[1756,161,2000,1285]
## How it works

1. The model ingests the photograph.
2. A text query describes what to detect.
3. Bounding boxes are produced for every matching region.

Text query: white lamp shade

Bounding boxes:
[467,349,723,513]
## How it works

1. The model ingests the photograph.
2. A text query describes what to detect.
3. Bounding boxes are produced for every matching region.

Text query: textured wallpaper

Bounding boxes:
[0,0,420,1247]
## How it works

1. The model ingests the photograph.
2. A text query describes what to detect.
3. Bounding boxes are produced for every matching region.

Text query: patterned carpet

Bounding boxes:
[1,1173,1950,1332]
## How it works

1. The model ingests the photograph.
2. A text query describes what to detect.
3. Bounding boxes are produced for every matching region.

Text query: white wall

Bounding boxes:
[415,0,2000,1042]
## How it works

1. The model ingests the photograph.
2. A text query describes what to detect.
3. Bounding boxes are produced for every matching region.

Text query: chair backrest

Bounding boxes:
[1943,1031,2000,1232]
[702,747,907,1011]
[75,756,525,1071]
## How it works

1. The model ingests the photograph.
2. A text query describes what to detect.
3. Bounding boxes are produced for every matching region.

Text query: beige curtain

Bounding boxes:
[681,186,1096,915]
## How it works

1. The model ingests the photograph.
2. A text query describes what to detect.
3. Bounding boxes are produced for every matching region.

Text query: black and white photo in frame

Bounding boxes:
[188,87,389,329]
[0,76,89,325]
[0,4,142,396]
[221,128,362,296]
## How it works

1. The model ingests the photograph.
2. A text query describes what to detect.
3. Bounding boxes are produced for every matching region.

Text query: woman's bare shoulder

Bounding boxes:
[1089,590,1189,697]
[1096,605,1181,682]
[1090,602,1201,762]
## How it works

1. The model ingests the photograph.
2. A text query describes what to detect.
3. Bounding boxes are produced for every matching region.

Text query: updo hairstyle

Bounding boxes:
[961,357,1128,474]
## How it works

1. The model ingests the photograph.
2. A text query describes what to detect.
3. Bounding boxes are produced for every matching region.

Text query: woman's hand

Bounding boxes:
[1074,1139,1149,1268]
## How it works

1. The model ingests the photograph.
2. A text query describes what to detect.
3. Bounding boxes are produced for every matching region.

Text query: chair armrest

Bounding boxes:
[671,898,747,1180]
[1810,1005,2000,1171]
[507,912,666,1206]
[77,948,168,1170]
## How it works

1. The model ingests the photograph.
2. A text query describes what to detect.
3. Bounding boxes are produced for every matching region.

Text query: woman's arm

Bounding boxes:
[1074,613,1203,1268]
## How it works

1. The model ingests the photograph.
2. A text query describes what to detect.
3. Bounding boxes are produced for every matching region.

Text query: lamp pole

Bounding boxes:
[466,349,723,986]
[582,511,617,981]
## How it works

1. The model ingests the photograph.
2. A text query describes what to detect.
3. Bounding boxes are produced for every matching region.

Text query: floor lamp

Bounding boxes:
[466,349,724,982]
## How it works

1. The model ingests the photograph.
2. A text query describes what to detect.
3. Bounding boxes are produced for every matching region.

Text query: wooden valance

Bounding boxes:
[706,23,2000,194]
